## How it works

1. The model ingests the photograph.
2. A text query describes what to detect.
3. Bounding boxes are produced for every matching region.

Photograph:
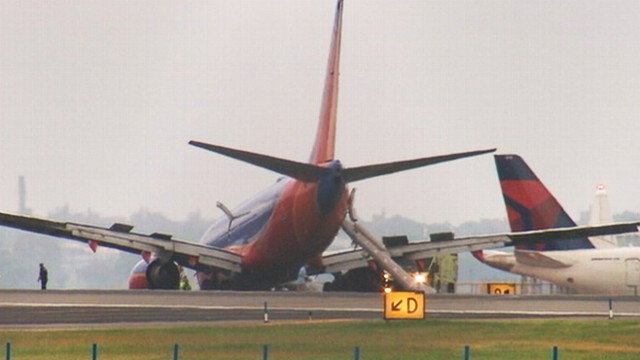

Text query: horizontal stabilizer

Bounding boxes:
[343,148,496,183]
[189,141,326,182]
[191,141,495,184]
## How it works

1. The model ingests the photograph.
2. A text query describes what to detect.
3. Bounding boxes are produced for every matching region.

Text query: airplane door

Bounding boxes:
[625,258,640,296]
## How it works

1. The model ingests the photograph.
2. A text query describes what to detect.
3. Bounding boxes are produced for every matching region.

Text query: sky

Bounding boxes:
[1,0,640,230]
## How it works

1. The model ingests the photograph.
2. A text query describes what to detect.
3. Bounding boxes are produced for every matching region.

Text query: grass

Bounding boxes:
[1,319,640,359]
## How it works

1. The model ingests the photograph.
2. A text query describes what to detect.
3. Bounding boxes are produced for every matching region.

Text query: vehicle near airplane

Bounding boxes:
[0,2,637,292]
[474,154,640,295]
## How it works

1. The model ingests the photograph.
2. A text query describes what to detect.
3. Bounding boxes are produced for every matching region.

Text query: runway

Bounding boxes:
[1,290,639,328]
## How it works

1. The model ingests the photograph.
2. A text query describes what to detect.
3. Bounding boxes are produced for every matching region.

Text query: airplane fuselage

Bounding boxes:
[484,247,640,295]
[198,160,349,289]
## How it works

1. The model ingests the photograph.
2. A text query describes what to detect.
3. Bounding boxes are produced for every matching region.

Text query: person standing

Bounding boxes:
[38,263,48,290]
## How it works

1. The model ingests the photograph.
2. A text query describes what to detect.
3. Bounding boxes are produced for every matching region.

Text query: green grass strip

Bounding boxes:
[1,319,639,359]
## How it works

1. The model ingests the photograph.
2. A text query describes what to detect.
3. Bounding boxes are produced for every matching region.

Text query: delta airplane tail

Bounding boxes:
[494,154,594,251]
[473,155,640,295]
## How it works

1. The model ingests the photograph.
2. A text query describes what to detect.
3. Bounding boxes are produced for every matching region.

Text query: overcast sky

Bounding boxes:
[1,0,640,230]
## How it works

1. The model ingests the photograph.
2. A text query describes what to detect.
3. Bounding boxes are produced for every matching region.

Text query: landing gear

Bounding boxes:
[323,268,382,292]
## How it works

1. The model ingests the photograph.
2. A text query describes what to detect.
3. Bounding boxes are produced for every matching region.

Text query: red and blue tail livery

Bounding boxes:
[474,154,640,295]
[495,154,594,251]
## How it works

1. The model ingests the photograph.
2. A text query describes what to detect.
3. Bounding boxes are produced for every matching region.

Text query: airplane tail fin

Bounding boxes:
[308,0,343,165]
[494,154,594,251]
[190,0,494,184]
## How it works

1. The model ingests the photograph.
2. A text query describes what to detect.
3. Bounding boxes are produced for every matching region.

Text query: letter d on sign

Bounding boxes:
[407,297,418,313]
[384,292,425,320]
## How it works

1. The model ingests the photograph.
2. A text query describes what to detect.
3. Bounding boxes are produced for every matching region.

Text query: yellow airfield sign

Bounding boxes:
[384,291,425,320]
[487,283,517,295]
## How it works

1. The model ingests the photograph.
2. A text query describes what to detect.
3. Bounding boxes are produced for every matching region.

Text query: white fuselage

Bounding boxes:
[482,247,640,295]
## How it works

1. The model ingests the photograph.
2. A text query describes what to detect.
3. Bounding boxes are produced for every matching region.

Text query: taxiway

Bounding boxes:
[0,290,638,328]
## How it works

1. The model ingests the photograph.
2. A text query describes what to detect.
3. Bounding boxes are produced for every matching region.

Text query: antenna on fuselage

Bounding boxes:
[217,202,249,236]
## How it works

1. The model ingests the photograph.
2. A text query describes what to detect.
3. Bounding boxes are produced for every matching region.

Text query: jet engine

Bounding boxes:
[128,258,180,289]
[145,259,180,289]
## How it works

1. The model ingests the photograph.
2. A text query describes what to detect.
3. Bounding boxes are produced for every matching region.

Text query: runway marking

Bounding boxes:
[0,302,379,312]
[427,310,640,317]
[2,303,639,318]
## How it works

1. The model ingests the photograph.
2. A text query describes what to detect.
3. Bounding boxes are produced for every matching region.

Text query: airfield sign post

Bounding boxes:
[383,291,425,320]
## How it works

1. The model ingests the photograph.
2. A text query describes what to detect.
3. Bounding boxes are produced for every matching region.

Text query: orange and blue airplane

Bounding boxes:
[0,1,636,291]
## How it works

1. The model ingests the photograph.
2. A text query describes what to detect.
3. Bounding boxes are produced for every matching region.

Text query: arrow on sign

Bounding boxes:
[384,292,425,319]
[390,298,419,313]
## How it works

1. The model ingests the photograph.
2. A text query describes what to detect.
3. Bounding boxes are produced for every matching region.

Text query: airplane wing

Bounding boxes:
[322,220,640,274]
[2,210,637,286]
[514,250,574,268]
[0,211,242,273]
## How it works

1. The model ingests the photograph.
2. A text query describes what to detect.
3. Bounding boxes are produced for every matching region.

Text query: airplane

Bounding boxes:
[473,154,640,295]
[0,0,486,291]
[0,1,638,293]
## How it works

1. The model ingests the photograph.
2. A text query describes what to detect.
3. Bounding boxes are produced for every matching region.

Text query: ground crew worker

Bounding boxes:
[38,263,48,290]
[179,266,191,290]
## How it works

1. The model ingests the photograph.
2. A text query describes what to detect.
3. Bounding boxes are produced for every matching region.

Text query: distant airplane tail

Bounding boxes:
[494,154,594,251]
